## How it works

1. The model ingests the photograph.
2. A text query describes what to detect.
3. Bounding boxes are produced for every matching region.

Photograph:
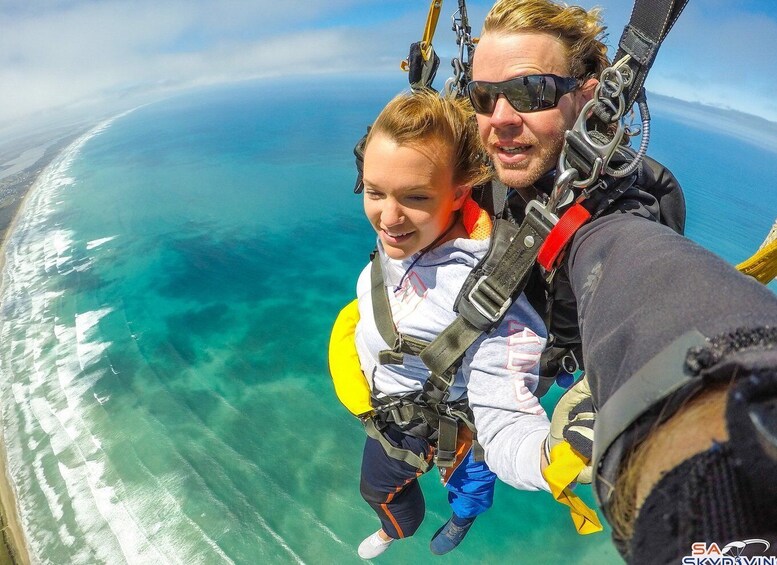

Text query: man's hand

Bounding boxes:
[548,376,594,484]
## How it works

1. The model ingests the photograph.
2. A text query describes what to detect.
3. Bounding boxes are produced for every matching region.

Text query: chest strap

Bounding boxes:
[454,208,555,333]
[370,255,432,364]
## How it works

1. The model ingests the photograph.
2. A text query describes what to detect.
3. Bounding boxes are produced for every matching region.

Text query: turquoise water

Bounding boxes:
[0,77,774,564]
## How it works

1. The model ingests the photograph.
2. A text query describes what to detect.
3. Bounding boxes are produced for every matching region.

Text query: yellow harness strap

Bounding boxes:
[419,0,442,61]
[736,220,777,284]
[400,0,442,71]
[542,442,603,535]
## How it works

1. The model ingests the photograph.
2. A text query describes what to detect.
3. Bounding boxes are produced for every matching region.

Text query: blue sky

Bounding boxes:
[1,0,776,130]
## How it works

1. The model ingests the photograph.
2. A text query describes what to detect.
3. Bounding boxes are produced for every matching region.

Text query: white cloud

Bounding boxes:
[0,0,411,128]
[1,0,776,130]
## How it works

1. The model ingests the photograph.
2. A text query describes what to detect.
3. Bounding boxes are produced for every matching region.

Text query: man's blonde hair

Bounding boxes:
[483,0,609,80]
[366,89,491,188]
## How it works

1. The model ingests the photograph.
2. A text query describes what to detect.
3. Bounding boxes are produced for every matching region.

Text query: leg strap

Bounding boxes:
[364,418,433,473]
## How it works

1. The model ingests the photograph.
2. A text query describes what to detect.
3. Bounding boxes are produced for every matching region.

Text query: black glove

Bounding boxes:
[537,344,581,397]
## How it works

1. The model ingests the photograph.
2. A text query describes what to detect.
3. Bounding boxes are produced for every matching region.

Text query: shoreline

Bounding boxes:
[0,131,89,565]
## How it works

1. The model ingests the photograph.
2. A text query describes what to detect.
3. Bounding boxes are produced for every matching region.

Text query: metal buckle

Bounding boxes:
[390,406,412,426]
[525,199,559,229]
[556,61,630,191]
[467,276,511,324]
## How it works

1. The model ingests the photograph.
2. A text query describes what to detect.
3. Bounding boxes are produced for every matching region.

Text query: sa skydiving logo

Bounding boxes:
[682,539,774,564]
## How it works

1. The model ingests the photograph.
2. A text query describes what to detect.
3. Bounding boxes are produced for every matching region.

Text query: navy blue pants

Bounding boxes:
[360,424,496,539]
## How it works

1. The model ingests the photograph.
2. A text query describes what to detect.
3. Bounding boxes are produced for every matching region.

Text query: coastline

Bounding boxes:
[0,131,88,565]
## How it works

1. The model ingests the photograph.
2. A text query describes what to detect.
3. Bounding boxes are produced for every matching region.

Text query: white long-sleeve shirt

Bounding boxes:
[355,238,551,492]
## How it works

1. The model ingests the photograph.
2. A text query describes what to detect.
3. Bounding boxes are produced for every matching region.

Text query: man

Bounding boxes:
[469,0,685,396]
[468,1,777,562]
[465,0,683,460]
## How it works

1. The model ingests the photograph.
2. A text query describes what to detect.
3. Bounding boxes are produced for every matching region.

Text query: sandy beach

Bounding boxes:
[0,129,89,565]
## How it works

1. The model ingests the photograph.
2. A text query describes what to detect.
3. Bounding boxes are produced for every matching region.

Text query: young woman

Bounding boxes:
[343,90,552,558]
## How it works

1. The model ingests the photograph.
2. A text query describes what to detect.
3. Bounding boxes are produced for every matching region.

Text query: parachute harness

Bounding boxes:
[552,56,646,212]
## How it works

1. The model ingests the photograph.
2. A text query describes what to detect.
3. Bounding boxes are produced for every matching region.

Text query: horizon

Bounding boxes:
[1,0,776,133]
[3,72,777,163]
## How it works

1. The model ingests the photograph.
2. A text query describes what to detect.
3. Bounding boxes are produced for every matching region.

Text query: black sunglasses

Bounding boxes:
[467,74,579,114]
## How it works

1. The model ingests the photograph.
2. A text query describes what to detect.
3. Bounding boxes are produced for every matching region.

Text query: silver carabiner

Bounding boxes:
[558,97,626,189]
[555,56,634,190]
[547,167,579,214]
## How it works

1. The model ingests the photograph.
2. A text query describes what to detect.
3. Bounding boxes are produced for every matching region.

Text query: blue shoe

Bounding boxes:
[429,515,475,555]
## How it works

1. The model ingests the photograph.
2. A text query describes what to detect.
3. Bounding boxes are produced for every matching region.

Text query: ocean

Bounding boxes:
[0,76,774,564]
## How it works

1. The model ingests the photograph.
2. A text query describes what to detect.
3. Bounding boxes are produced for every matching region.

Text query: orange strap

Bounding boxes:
[462,197,492,240]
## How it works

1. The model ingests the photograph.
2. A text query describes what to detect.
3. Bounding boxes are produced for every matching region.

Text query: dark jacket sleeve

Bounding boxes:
[567,213,777,407]
[636,155,686,235]
[543,175,682,362]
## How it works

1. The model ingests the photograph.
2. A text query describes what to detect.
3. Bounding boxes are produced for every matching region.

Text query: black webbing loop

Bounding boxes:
[436,415,459,468]
[352,129,369,194]
[476,179,509,219]
[563,130,602,181]
[406,41,441,91]
[614,0,689,113]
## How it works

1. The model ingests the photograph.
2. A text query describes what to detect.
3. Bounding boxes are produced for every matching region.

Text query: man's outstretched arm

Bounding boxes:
[566,213,777,562]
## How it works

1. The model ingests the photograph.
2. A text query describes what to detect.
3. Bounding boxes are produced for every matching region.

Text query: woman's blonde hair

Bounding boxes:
[365,89,491,188]
[483,0,609,80]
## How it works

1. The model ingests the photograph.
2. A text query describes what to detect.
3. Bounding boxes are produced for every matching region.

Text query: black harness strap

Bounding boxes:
[454,210,555,332]
[472,179,509,219]
[604,0,689,121]
[368,393,479,469]
[436,415,459,466]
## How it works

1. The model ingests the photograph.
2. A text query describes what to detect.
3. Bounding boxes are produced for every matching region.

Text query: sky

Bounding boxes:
[1,0,777,134]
